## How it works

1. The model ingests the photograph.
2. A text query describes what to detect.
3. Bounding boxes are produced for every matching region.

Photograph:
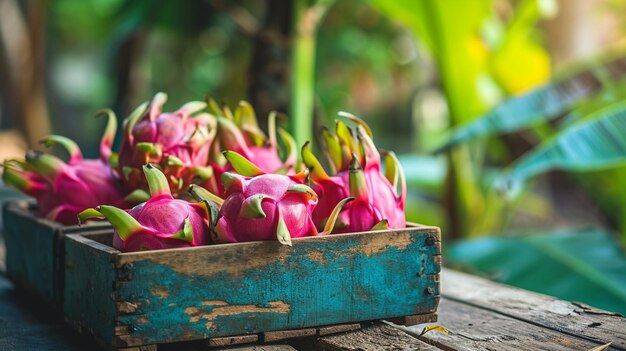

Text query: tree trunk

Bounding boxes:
[246,0,293,130]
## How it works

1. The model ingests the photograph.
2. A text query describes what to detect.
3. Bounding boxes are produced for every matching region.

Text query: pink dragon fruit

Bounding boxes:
[191,150,350,246]
[2,110,142,225]
[117,92,217,196]
[79,164,214,252]
[206,99,297,196]
[302,112,406,233]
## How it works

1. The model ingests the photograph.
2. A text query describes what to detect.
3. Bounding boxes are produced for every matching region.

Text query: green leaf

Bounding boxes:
[188,184,224,206]
[39,135,83,164]
[447,228,626,315]
[171,218,194,242]
[501,100,626,190]
[437,55,626,152]
[276,212,292,246]
[143,164,172,197]
[222,150,265,177]
[239,194,268,219]
[322,197,354,235]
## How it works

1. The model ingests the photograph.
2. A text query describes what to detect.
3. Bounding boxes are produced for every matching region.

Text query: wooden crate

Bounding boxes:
[2,201,112,308]
[63,224,441,350]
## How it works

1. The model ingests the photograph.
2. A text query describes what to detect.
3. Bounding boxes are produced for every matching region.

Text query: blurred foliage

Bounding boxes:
[46,0,255,155]
[444,53,626,245]
[42,0,422,156]
[438,40,626,312]
[447,228,626,315]
[370,0,554,237]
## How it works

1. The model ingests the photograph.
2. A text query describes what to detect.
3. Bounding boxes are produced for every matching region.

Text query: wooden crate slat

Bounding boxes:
[3,202,112,308]
[441,269,626,350]
[3,202,62,306]
[317,323,362,336]
[206,334,259,347]
[413,298,601,351]
[64,227,441,348]
[213,346,297,351]
[64,233,119,347]
[316,322,441,351]
[262,328,318,342]
[386,313,438,326]
[115,228,439,345]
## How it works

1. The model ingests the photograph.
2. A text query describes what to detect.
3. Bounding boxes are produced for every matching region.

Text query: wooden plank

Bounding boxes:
[442,269,626,350]
[413,298,601,350]
[207,323,363,348]
[206,334,259,347]
[213,346,296,351]
[386,313,438,326]
[64,234,119,347]
[263,328,317,342]
[318,323,362,336]
[109,227,441,346]
[108,345,156,351]
[316,323,440,351]
[2,202,113,308]
[3,202,62,306]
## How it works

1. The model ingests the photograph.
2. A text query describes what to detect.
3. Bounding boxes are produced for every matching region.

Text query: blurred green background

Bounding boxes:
[2,0,626,313]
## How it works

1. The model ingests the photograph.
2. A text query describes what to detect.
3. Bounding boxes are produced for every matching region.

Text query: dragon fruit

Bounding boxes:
[206,99,297,196]
[79,164,214,252]
[191,150,350,246]
[117,92,217,196]
[2,110,142,225]
[301,112,406,233]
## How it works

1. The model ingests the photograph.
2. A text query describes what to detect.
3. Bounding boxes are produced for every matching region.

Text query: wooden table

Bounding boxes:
[0,268,624,350]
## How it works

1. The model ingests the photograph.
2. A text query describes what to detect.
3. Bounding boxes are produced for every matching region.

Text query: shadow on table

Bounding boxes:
[0,273,98,351]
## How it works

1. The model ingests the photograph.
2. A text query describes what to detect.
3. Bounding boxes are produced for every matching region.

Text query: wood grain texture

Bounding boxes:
[414,298,600,351]
[64,233,119,347]
[387,313,438,326]
[441,269,626,350]
[213,346,297,351]
[207,334,259,347]
[263,328,317,342]
[63,227,441,348]
[316,323,440,351]
[2,202,111,308]
[3,202,62,306]
[317,323,361,336]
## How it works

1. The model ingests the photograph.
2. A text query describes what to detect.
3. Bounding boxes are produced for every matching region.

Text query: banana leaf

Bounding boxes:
[501,100,626,190]
[446,227,626,314]
[436,55,626,152]
[398,154,447,230]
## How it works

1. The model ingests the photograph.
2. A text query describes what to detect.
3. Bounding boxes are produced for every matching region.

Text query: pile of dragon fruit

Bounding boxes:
[2,93,406,252]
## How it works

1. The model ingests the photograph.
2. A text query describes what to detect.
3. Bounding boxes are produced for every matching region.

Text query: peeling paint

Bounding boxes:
[346,231,414,256]
[136,316,150,324]
[305,249,326,263]
[151,287,170,298]
[185,301,291,330]
[108,228,440,345]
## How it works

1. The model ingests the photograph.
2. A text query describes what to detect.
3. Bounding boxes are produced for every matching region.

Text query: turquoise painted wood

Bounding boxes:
[2,201,111,308]
[64,225,441,348]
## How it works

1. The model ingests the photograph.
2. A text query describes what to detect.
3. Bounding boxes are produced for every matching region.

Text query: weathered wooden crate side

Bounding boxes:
[4,202,62,306]
[2,201,111,308]
[64,233,118,344]
[63,226,440,348]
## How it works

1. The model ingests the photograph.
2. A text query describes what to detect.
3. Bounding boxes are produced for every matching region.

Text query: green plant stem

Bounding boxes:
[290,0,334,149]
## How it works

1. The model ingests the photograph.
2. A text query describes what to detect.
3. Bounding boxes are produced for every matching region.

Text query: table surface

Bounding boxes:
[1,266,625,351]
